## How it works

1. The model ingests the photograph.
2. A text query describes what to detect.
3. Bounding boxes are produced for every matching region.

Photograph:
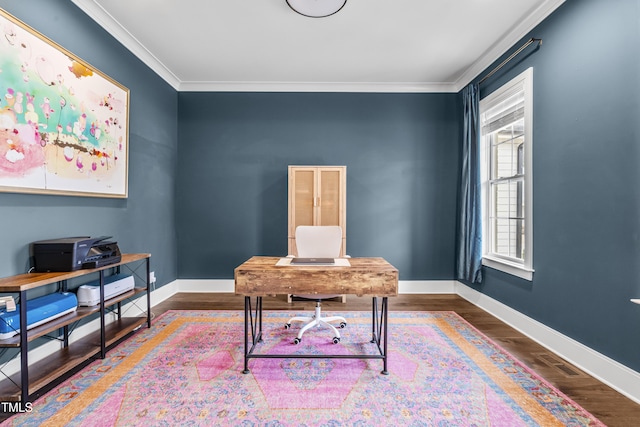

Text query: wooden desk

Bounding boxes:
[234,256,398,374]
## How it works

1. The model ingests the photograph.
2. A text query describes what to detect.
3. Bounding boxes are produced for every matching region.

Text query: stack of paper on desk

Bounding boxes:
[276,258,351,267]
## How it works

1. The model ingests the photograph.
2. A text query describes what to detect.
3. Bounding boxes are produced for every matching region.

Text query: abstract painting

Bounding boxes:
[0,9,129,198]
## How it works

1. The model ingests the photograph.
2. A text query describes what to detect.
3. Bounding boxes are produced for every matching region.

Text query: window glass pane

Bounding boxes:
[490,119,524,179]
[492,217,525,260]
[492,181,520,220]
[491,180,524,261]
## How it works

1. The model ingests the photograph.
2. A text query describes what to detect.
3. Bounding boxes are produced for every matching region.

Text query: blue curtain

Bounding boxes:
[456,83,483,283]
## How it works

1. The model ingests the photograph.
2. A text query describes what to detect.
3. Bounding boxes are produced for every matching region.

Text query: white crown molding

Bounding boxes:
[177,81,458,93]
[72,0,565,93]
[454,0,566,91]
[70,0,181,90]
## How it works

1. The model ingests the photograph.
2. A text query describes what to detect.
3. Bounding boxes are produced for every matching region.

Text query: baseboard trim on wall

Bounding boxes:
[454,281,640,405]
[172,279,458,294]
[397,280,457,294]
[176,279,235,293]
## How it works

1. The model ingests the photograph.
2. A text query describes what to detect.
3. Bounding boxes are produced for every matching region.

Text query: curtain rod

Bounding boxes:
[478,38,542,85]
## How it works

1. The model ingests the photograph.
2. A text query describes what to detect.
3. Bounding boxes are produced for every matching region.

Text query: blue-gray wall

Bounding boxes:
[176,93,459,279]
[469,0,640,372]
[0,1,179,286]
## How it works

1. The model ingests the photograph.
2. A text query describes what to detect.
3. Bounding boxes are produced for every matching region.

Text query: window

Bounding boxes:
[480,68,534,280]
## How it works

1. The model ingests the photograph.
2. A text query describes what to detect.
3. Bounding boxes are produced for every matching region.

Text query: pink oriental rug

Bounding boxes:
[2,310,604,426]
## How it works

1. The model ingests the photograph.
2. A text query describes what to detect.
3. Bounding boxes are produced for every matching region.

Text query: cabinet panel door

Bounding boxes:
[292,169,315,230]
[318,169,341,226]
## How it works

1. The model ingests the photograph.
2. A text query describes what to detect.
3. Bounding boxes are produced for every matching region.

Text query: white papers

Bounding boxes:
[276,258,351,267]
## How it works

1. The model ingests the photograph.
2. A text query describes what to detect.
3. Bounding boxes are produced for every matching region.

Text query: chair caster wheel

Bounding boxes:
[293,337,301,345]
[284,323,291,329]
[332,337,340,344]
[339,322,347,329]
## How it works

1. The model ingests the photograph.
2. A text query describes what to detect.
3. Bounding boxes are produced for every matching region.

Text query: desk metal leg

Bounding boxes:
[370,296,390,375]
[371,297,377,343]
[243,296,263,374]
[256,297,264,345]
[382,297,389,375]
[243,297,250,374]
[146,257,152,328]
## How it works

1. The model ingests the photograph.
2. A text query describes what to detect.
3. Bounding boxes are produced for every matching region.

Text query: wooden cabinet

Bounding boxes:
[288,166,346,303]
[0,254,151,402]
[288,166,346,257]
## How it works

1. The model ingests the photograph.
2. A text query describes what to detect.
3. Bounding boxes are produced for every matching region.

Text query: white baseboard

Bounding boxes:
[173,279,457,295]
[398,280,457,294]
[455,282,640,404]
[175,279,234,293]
[5,279,638,405]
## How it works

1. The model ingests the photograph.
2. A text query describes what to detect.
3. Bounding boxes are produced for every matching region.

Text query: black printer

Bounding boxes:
[32,236,122,272]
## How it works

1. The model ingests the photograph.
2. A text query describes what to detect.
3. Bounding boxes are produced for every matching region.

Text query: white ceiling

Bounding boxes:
[71,0,565,93]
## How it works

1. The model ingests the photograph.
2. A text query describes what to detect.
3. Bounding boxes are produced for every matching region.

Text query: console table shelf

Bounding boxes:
[0,253,151,402]
[0,253,150,291]
[0,316,146,401]
[0,340,97,401]
[0,287,147,348]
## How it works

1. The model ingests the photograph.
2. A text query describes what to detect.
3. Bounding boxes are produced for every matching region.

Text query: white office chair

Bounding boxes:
[285,226,347,344]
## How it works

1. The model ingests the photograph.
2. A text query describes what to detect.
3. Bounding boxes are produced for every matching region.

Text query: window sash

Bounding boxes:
[489,120,525,181]
[489,177,525,262]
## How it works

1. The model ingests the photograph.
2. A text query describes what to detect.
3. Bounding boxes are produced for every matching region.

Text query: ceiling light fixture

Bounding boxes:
[286,0,347,18]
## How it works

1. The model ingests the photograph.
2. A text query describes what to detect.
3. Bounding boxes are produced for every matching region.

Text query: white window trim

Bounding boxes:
[483,255,534,281]
[480,67,534,281]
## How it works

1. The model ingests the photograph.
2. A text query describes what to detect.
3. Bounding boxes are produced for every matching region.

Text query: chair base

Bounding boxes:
[287,294,347,303]
[285,302,346,344]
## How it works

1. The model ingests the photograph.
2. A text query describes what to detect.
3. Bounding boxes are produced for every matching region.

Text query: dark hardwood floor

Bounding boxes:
[155,292,640,427]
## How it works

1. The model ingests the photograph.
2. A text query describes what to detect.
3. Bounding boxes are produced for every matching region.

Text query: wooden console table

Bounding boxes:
[0,253,151,402]
[235,256,398,374]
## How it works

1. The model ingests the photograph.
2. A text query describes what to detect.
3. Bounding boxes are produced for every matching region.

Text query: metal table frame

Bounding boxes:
[242,295,390,375]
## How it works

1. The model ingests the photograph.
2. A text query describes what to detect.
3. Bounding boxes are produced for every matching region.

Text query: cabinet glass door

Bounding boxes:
[319,170,341,226]
[293,169,315,228]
